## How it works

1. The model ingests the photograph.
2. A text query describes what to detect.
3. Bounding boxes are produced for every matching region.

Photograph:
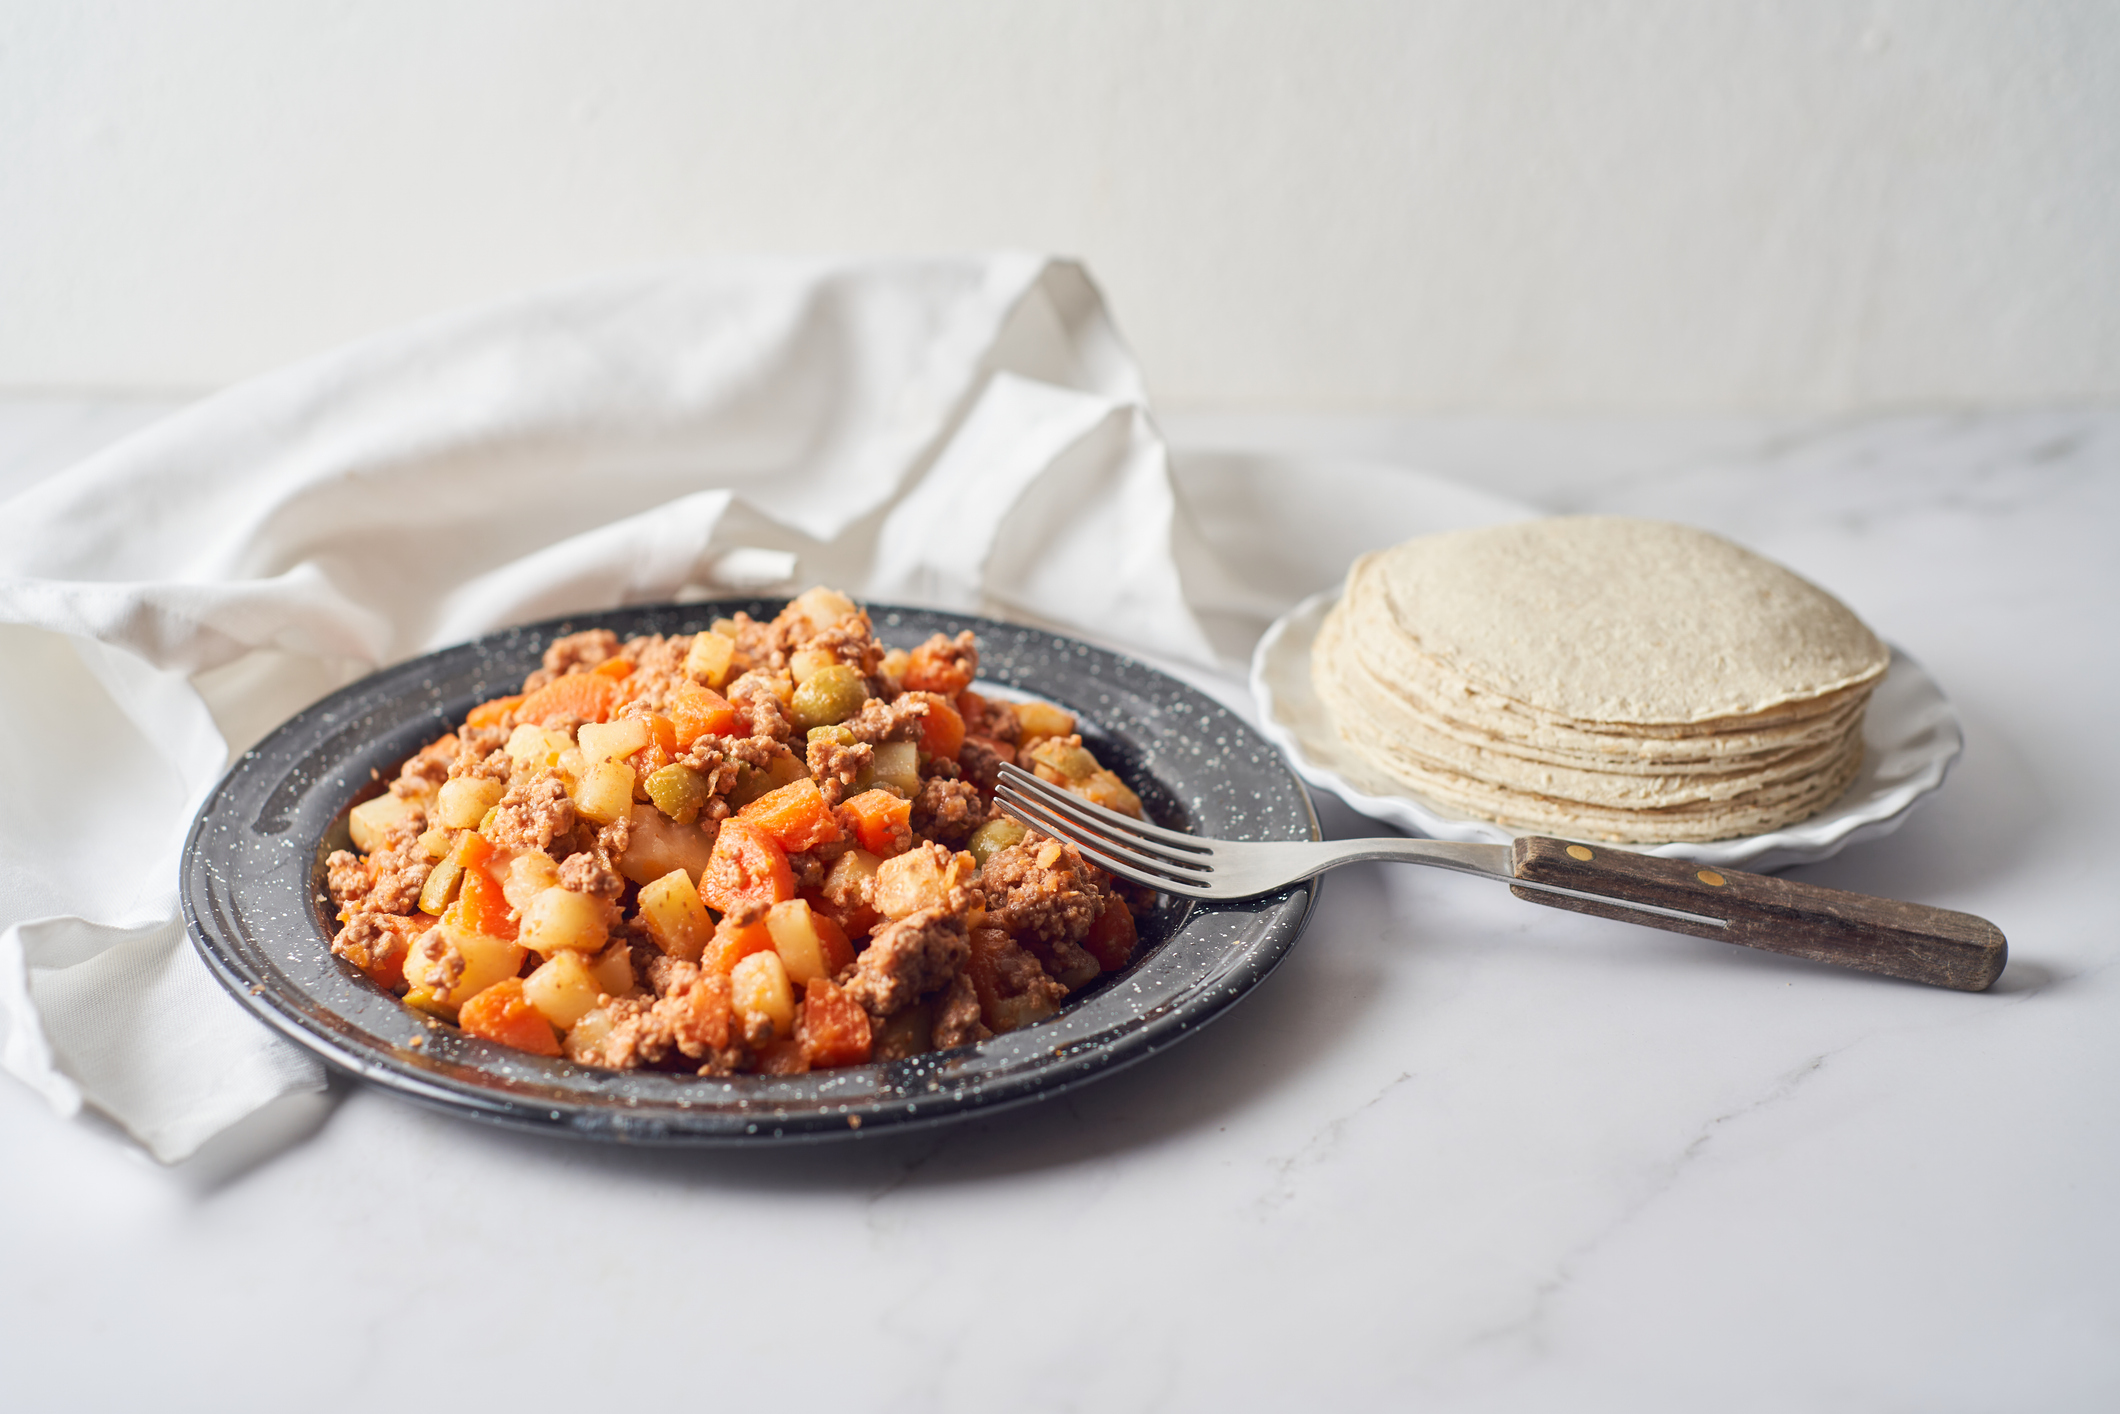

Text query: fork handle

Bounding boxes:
[1509,837,2007,992]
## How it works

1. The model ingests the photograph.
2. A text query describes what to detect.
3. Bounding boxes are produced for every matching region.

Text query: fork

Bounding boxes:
[993,762,2007,992]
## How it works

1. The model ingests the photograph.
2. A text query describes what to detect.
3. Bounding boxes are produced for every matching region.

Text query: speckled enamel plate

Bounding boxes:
[181,601,1318,1144]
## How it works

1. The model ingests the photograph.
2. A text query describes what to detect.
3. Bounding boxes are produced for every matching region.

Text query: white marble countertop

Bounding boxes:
[3,399,2114,1411]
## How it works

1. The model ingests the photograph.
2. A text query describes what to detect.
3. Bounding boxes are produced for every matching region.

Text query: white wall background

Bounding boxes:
[3,0,2116,411]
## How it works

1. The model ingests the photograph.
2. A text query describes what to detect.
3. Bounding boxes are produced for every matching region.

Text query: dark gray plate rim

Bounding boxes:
[181,600,1318,1145]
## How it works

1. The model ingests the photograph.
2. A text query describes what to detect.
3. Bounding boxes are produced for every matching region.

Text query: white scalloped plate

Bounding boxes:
[1250,590,1963,872]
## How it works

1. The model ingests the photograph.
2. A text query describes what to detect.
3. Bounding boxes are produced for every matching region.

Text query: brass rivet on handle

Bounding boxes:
[1697,869,1727,887]
[1566,845,1593,861]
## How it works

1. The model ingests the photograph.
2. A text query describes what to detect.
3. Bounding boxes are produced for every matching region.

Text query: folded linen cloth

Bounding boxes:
[0,254,1529,1162]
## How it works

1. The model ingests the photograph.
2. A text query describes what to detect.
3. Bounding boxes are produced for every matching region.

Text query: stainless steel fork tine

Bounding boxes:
[991,783,1212,883]
[992,790,1218,896]
[996,769,1214,870]
[995,763,1212,854]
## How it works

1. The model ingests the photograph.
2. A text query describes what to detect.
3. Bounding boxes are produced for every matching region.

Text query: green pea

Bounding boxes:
[967,817,1029,869]
[807,724,857,749]
[789,664,868,732]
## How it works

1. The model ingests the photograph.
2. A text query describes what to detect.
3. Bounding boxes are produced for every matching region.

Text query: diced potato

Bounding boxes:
[765,899,831,987]
[588,943,637,1000]
[730,951,797,1041]
[565,1005,615,1064]
[1026,735,1098,782]
[871,740,920,798]
[873,846,975,921]
[506,723,572,769]
[571,760,635,825]
[1011,700,1076,745]
[501,850,561,913]
[417,825,453,861]
[879,648,911,690]
[788,646,836,685]
[402,917,525,1015]
[638,869,712,963]
[348,792,424,854]
[684,630,737,688]
[435,775,506,829]
[522,951,605,1031]
[577,717,652,766]
[618,803,718,885]
[518,887,610,955]
[777,586,858,644]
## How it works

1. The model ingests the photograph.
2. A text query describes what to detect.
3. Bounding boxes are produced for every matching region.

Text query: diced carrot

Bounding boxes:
[667,680,742,748]
[812,911,854,974]
[449,863,516,940]
[756,1036,811,1075]
[465,694,524,729]
[798,978,872,1069]
[905,691,965,762]
[516,673,620,728]
[957,688,987,721]
[457,978,562,1056]
[631,741,673,779]
[698,820,795,913]
[903,635,976,696]
[1082,894,1138,972]
[701,912,777,976]
[453,830,496,871]
[641,713,677,754]
[737,778,844,853]
[803,887,877,945]
[839,789,912,858]
[591,657,635,679]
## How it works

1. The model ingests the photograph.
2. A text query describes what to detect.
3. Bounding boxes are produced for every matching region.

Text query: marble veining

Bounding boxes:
[3,403,2116,1411]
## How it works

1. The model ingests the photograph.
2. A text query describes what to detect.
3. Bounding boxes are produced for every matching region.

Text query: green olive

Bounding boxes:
[966,817,1029,869]
[788,663,868,732]
[644,763,710,824]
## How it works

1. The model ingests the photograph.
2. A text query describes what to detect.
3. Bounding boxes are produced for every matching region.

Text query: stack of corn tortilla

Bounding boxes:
[1311,518,1889,843]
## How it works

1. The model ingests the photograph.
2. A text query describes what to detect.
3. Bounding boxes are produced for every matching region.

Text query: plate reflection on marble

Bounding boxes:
[182,601,1318,1144]
[1249,590,1962,872]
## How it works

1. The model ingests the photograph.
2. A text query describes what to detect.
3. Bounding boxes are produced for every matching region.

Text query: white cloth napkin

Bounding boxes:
[0,254,1526,1162]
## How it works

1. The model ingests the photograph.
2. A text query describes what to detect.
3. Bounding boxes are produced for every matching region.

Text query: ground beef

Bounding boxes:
[448,727,514,783]
[356,827,432,915]
[958,736,1014,794]
[785,849,829,894]
[806,735,874,807]
[592,964,748,1075]
[844,695,928,746]
[717,612,780,671]
[799,614,886,679]
[843,906,970,1018]
[521,629,620,691]
[978,833,1111,951]
[389,734,457,797]
[330,910,429,976]
[485,772,576,852]
[678,733,776,795]
[557,816,628,901]
[726,671,794,742]
[961,695,1021,745]
[325,850,371,910]
[930,970,991,1049]
[609,633,692,713]
[912,776,987,846]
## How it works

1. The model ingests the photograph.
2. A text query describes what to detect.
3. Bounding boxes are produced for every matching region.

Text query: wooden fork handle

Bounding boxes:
[1509,836,2007,992]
